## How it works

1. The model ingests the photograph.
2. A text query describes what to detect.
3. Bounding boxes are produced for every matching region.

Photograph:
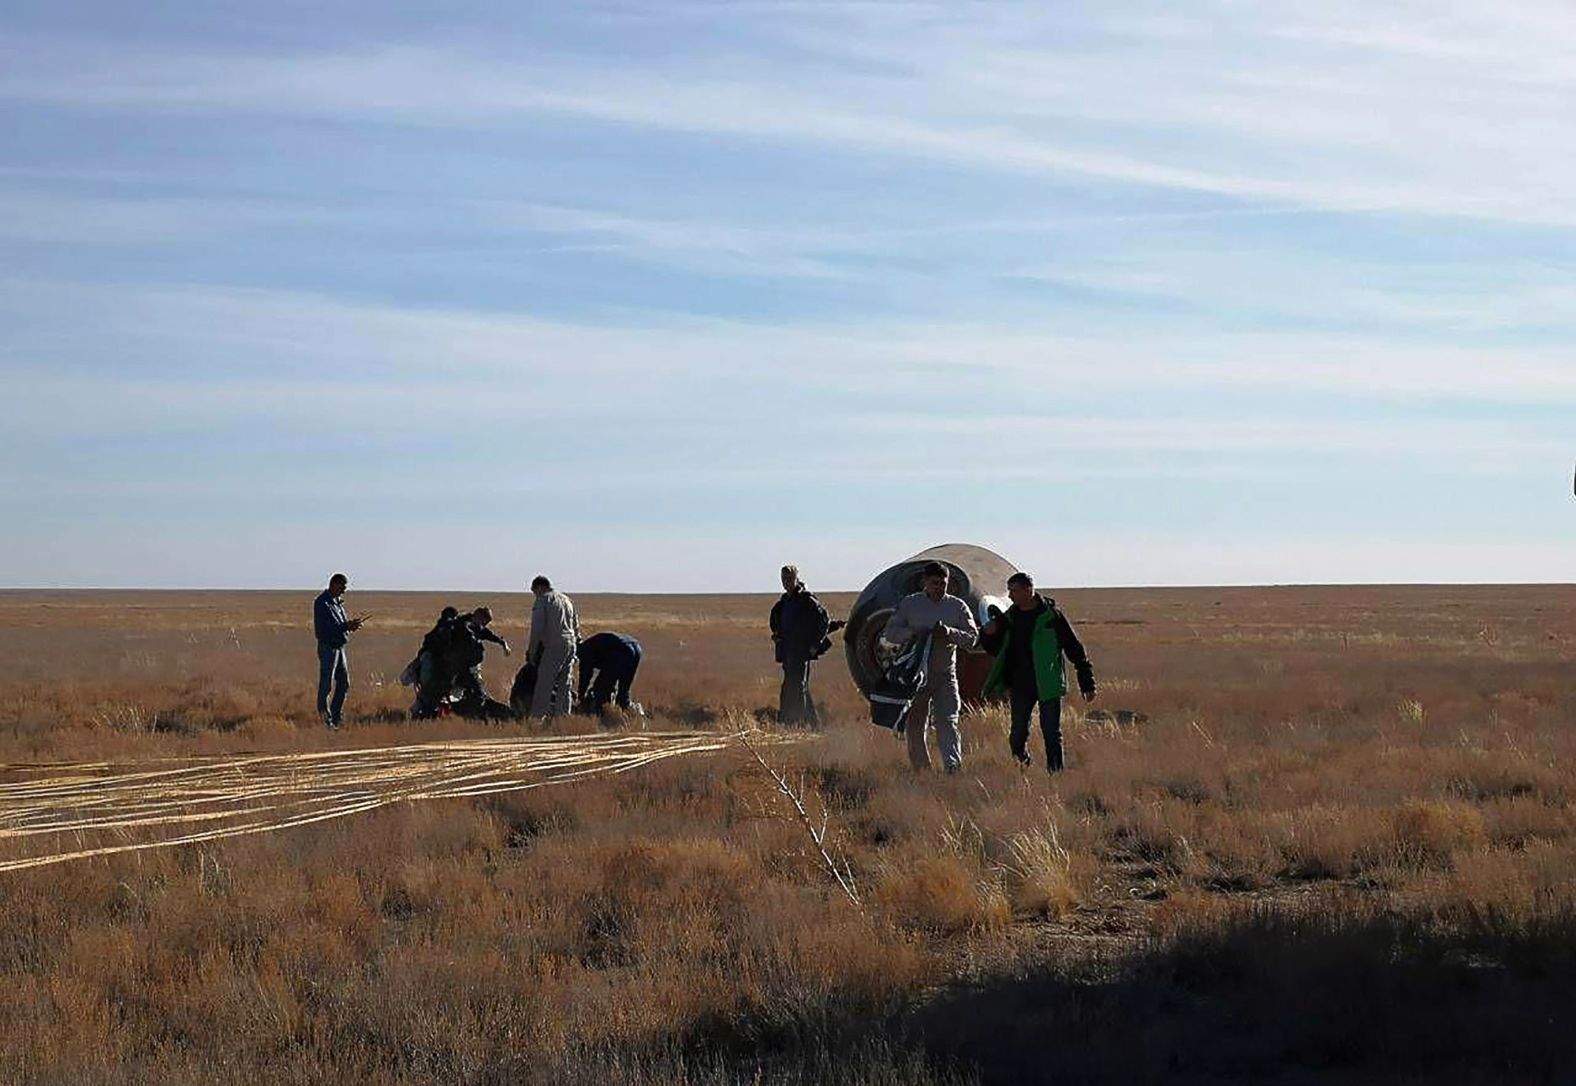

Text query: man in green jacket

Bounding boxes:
[980,571,1097,771]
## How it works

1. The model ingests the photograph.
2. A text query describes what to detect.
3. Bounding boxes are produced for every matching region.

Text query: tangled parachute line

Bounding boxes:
[0,730,769,874]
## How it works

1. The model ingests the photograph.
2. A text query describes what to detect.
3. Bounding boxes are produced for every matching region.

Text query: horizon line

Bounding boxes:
[2,582,1571,595]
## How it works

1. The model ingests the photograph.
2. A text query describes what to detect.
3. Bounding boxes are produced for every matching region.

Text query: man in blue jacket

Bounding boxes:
[577,631,644,716]
[312,573,364,729]
[980,571,1096,771]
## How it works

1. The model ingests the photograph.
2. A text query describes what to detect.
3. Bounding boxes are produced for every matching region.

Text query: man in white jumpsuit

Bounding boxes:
[880,561,979,773]
[527,575,579,718]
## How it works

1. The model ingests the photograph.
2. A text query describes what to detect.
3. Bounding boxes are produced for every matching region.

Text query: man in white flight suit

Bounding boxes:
[880,561,980,773]
[527,574,579,719]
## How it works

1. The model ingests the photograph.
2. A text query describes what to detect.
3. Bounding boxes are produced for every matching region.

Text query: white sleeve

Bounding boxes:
[949,599,979,649]
[881,598,915,646]
[528,601,544,651]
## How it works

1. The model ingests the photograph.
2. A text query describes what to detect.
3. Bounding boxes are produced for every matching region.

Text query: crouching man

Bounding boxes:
[577,632,643,716]
[880,561,979,773]
[980,572,1096,772]
[445,606,515,721]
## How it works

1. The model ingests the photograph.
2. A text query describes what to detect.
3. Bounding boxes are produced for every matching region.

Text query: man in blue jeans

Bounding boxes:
[313,573,364,729]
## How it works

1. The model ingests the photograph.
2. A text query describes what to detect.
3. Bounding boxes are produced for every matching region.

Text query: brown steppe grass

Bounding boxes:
[0,585,1573,1084]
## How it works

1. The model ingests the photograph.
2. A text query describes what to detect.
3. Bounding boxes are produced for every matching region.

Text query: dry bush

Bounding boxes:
[0,584,1573,1083]
[1389,798,1489,869]
[999,825,1089,917]
[874,854,1011,934]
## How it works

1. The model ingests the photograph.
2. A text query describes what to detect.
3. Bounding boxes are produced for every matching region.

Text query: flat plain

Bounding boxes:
[0,584,1572,1084]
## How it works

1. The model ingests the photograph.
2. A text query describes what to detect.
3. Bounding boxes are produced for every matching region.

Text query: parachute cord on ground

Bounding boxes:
[0,729,796,874]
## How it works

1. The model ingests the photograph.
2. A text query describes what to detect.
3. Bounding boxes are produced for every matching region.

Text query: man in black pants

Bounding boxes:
[769,565,835,726]
[577,632,644,715]
[979,572,1096,771]
[409,606,461,718]
[442,607,515,721]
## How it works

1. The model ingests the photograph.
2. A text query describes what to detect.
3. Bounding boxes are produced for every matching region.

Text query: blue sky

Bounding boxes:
[1,1,1571,591]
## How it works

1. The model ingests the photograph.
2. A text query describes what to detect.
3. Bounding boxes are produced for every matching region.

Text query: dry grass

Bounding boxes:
[0,584,1572,1083]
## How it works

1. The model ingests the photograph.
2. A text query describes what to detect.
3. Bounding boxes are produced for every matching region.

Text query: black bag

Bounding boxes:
[509,661,539,711]
[866,632,931,730]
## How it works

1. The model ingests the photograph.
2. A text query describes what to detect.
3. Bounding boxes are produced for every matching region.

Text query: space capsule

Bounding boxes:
[842,543,1019,709]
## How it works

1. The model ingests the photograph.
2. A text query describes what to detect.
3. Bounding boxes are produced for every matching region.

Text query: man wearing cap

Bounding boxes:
[880,561,979,772]
[526,575,579,719]
[312,572,363,729]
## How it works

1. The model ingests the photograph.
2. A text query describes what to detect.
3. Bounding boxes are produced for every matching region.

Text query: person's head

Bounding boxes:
[327,573,348,598]
[781,564,801,592]
[1007,571,1036,609]
[471,606,493,627]
[530,575,551,596]
[920,561,949,601]
[439,606,459,622]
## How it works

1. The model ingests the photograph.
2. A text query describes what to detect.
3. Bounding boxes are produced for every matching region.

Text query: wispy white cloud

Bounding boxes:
[6,280,1574,408]
[3,4,1573,587]
[1004,247,1576,336]
[4,2,1574,224]
[0,188,342,244]
[471,202,857,280]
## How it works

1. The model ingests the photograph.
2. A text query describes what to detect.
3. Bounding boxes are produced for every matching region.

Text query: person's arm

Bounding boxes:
[548,597,574,641]
[810,596,831,642]
[1054,608,1097,699]
[943,599,979,650]
[477,627,508,648]
[315,596,353,643]
[978,609,1006,656]
[881,598,916,646]
[527,601,544,655]
[769,597,783,639]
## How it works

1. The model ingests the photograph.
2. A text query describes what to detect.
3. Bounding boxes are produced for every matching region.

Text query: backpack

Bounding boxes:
[509,661,539,712]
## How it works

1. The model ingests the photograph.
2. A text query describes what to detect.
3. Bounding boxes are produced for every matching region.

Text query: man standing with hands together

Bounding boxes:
[313,572,364,729]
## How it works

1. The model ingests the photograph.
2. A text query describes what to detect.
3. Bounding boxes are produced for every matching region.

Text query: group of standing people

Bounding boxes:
[316,560,1098,774]
[770,561,1097,773]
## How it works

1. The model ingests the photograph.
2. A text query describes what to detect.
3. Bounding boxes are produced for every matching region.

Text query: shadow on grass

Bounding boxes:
[485,908,1576,1086]
[903,908,1576,1085]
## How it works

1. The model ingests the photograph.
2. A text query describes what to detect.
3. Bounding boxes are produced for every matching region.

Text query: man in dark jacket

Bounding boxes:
[979,572,1096,771]
[312,573,364,729]
[576,632,644,716]
[438,607,514,721]
[769,565,835,726]
[409,606,461,719]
